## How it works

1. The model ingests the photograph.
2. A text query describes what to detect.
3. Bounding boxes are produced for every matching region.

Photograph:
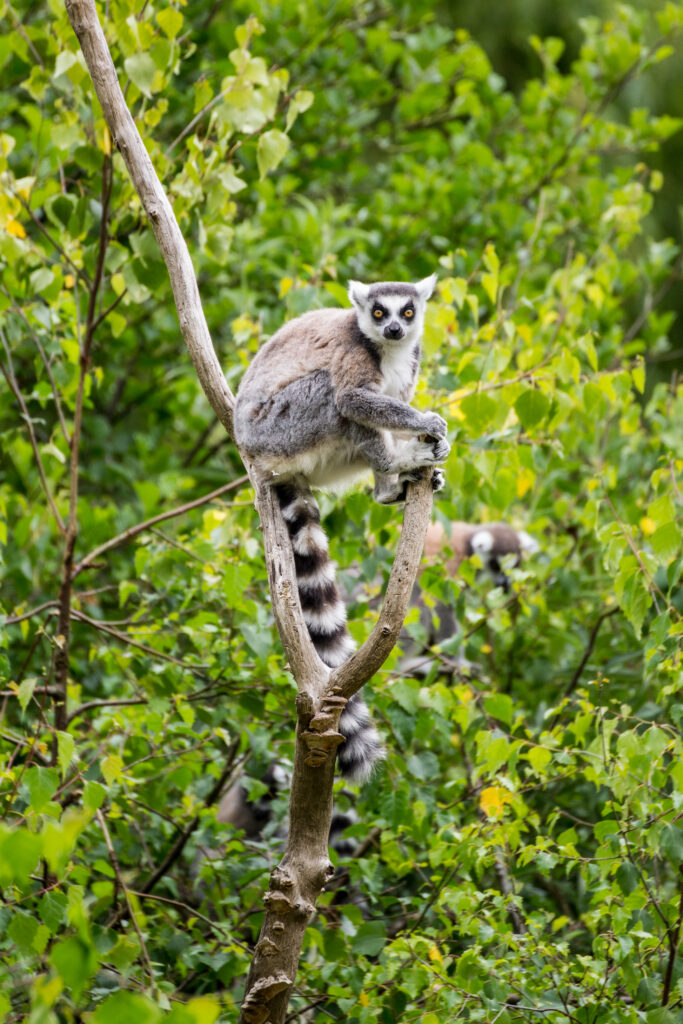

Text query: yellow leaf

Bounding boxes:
[516,466,535,498]
[480,643,492,654]
[359,992,369,1007]
[640,516,656,537]
[516,323,532,345]
[428,944,443,963]
[6,218,26,238]
[64,274,75,289]
[479,785,510,818]
[279,276,293,297]
[101,124,111,155]
[481,272,498,306]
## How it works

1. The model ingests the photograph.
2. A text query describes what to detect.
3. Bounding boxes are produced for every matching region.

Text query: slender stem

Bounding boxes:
[137,739,239,895]
[96,808,156,985]
[53,152,112,749]
[0,289,71,444]
[70,608,209,672]
[0,329,66,533]
[72,474,249,577]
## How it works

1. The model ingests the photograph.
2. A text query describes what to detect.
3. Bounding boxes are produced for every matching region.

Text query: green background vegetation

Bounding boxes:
[0,0,682,1020]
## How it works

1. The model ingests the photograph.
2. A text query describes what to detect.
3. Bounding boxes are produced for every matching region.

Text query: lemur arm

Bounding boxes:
[336,386,446,437]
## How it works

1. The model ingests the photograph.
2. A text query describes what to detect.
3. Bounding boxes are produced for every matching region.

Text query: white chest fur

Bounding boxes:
[380,343,416,399]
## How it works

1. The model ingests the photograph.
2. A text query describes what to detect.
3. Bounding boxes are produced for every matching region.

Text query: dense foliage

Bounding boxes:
[1,0,682,1020]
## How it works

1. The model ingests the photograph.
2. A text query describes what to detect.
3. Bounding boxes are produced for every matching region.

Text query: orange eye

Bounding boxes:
[373,308,383,319]
[404,308,414,319]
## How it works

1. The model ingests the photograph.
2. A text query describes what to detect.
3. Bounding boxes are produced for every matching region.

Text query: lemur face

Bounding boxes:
[348,274,437,347]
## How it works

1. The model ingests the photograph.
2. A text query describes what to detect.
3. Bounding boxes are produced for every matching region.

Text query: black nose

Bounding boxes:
[384,322,403,339]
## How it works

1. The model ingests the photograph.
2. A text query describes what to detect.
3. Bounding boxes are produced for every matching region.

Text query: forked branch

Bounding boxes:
[64,2,434,1019]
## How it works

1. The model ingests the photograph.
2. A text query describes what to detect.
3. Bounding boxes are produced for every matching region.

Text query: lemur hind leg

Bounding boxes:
[374,467,446,505]
[368,433,448,505]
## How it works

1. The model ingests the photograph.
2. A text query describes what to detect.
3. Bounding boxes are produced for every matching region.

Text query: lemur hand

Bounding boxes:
[421,412,448,439]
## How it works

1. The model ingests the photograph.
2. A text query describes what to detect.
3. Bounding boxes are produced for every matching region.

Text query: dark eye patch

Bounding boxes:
[372,305,386,319]
[401,304,415,319]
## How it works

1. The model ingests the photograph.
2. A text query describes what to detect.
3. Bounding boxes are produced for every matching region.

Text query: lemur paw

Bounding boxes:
[431,468,445,492]
[422,412,447,439]
[430,438,450,462]
[399,468,426,484]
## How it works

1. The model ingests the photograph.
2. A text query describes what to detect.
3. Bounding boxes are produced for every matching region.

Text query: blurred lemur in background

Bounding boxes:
[234,275,449,782]
[400,519,539,676]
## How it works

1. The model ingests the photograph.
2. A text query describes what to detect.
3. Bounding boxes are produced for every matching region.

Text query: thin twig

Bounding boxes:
[4,600,59,626]
[67,697,148,724]
[137,739,239,895]
[53,151,113,748]
[96,808,156,986]
[72,476,249,578]
[0,328,66,533]
[0,288,71,443]
[70,608,209,671]
[563,606,620,699]
[11,189,90,286]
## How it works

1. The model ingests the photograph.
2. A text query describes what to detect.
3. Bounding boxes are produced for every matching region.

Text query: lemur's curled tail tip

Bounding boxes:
[275,481,383,782]
[337,693,385,783]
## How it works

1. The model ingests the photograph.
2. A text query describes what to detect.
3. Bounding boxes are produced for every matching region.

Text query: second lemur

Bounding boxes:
[234,274,449,782]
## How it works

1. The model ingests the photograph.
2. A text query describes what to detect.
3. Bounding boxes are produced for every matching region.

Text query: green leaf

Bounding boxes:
[351,921,387,957]
[25,766,58,813]
[257,129,290,179]
[616,860,639,895]
[514,389,550,430]
[660,824,683,865]
[646,1009,677,1024]
[157,7,183,39]
[101,754,123,787]
[526,746,552,773]
[650,521,681,561]
[0,827,42,889]
[92,991,163,1024]
[286,89,314,131]
[83,780,107,812]
[8,912,38,956]
[17,677,36,713]
[57,731,75,778]
[39,890,68,933]
[648,494,675,529]
[460,392,497,435]
[50,936,97,1002]
[484,693,513,725]
[124,53,157,99]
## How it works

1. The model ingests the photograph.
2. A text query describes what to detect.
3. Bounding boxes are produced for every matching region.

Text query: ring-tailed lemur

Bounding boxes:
[234,275,449,782]
[401,520,539,676]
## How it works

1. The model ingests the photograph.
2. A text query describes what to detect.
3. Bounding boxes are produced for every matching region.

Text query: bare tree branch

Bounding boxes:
[330,475,434,699]
[64,0,235,439]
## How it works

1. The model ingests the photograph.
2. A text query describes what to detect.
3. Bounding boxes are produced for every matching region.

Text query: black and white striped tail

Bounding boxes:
[275,481,383,783]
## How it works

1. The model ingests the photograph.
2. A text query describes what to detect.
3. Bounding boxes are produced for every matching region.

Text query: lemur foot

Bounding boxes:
[431,468,445,492]
[420,435,450,462]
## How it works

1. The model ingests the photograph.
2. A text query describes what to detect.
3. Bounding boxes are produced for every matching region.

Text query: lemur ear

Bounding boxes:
[415,273,438,302]
[348,280,370,309]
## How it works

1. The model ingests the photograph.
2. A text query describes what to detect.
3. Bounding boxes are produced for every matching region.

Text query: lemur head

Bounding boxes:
[348,274,438,346]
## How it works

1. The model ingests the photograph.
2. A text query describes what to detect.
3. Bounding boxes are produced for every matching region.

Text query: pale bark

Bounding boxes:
[64,2,435,1018]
